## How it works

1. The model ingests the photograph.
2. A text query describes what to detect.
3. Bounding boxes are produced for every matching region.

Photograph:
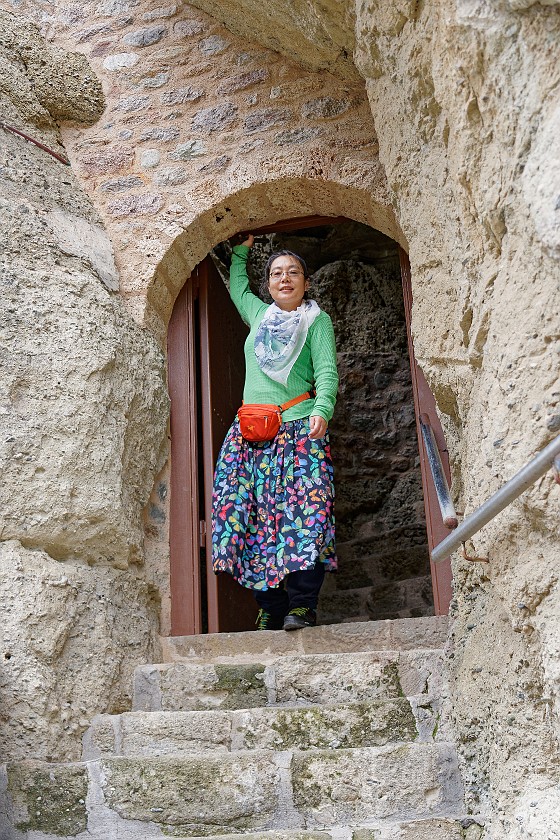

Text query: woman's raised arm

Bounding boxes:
[229,234,266,326]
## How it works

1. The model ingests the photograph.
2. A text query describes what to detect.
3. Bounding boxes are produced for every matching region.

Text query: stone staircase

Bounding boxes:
[5,616,480,838]
[73,616,479,840]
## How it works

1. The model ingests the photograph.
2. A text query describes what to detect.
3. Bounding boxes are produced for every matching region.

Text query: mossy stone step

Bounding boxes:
[132,653,402,713]
[167,833,330,840]
[160,616,449,664]
[98,743,463,833]
[133,649,445,713]
[5,755,475,840]
[84,697,419,758]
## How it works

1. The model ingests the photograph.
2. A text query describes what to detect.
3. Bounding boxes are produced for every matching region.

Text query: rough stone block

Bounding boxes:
[302,96,350,119]
[199,35,230,55]
[169,140,207,159]
[123,25,167,47]
[235,699,417,751]
[101,753,280,833]
[103,52,140,70]
[47,207,120,290]
[86,710,232,757]
[187,833,329,840]
[108,192,163,216]
[388,617,449,651]
[0,156,167,566]
[275,126,324,146]
[291,744,463,825]
[395,818,465,839]
[244,107,292,133]
[162,87,204,105]
[160,618,449,665]
[0,543,159,762]
[133,663,268,711]
[398,650,447,697]
[273,652,403,705]
[174,19,206,37]
[217,68,269,95]
[298,621,394,655]
[7,761,88,836]
[192,102,238,133]
[160,627,303,663]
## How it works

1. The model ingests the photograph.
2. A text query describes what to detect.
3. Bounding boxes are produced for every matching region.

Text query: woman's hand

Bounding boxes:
[309,415,327,439]
[241,233,254,247]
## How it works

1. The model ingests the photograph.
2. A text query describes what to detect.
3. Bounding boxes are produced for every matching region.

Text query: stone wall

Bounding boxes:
[5,0,396,343]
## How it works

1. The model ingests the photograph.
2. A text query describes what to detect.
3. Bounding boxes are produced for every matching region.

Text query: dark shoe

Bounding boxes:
[255,609,284,631]
[283,607,317,631]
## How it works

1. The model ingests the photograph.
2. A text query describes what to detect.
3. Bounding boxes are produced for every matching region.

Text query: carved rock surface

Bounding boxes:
[0,136,168,567]
[0,541,160,762]
[0,10,104,127]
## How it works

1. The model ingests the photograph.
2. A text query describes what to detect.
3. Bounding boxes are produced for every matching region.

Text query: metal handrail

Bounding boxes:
[431,433,560,563]
[419,414,458,530]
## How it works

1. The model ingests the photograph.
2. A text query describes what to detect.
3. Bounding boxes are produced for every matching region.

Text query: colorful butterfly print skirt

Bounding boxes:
[211,416,337,590]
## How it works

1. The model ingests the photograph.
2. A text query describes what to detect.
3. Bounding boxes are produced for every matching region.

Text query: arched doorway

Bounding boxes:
[168,215,453,635]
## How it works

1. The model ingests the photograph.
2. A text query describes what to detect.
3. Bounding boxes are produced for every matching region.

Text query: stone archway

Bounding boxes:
[141,176,404,344]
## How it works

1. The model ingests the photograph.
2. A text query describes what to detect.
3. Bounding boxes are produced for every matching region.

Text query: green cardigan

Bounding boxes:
[230,245,338,423]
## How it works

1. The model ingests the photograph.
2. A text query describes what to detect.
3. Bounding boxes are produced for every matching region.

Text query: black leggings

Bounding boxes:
[254,564,325,616]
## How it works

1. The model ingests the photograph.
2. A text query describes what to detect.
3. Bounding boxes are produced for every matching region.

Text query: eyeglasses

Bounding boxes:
[269,268,304,280]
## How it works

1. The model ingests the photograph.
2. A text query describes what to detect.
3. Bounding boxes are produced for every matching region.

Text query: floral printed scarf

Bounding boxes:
[254,300,321,385]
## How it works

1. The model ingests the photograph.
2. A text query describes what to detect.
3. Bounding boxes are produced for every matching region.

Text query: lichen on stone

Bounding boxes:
[7,761,88,836]
[214,663,268,709]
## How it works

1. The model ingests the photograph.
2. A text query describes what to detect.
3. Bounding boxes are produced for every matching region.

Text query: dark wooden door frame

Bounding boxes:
[399,250,453,615]
[167,215,453,636]
[168,271,203,635]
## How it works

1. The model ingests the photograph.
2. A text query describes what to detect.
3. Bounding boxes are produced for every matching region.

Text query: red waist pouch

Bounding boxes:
[237,391,314,443]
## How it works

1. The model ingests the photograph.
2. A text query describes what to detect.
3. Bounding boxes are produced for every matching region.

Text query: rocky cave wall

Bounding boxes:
[0,9,168,781]
[353,3,560,837]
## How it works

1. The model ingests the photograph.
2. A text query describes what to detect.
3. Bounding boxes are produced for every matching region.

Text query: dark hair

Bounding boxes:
[259,250,310,300]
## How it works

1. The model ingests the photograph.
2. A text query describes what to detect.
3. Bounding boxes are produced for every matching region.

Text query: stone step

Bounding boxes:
[154,820,482,840]
[160,616,448,663]
[132,649,446,712]
[4,752,479,839]
[97,743,464,833]
[83,697,420,758]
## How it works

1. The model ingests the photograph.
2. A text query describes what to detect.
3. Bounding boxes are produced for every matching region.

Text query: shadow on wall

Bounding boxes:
[212,220,433,624]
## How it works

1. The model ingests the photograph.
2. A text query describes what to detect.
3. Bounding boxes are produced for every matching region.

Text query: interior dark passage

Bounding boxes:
[212,220,433,624]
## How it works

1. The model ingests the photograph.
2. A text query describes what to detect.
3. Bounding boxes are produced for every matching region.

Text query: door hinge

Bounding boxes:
[199,519,207,547]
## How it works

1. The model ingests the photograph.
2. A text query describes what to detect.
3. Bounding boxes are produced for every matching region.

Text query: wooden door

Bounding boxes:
[168,277,203,635]
[168,258,256,635]
[399,249,453,615]
[198,257,259,633]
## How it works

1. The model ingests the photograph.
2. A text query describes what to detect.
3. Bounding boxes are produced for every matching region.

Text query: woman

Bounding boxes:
[211,234,338,631]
